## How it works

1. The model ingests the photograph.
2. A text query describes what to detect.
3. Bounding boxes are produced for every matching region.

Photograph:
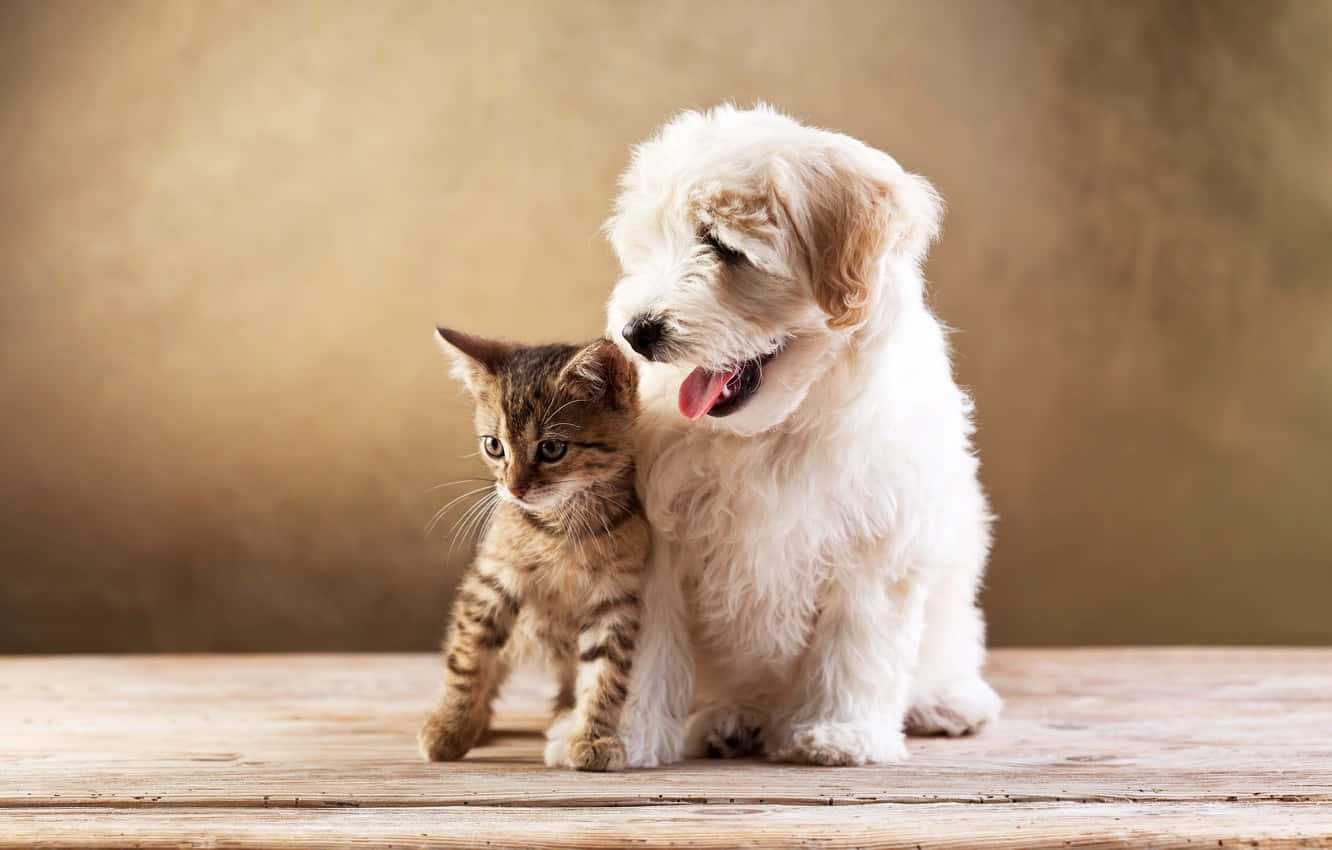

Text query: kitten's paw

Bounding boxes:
[568,736,627,772]
[906,676,1002,737]
[542,710,577,768]
[770,721,908,766]
[418,712,483,762]
[685,704,766,759]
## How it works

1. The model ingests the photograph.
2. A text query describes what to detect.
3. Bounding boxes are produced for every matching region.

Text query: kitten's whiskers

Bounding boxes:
[425,484,493,537]
[425,477,491,494]
[449,491,499,558]
[540,397,587,431]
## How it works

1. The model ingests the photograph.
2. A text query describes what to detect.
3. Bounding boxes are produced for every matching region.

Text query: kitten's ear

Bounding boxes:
[559,338,637,408]
[434,327,517,393]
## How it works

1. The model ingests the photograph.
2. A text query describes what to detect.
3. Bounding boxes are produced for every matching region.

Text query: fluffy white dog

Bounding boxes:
[600,104,1000,767]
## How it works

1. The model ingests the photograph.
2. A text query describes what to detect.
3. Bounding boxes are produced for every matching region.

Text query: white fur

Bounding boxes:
[604,105,1000,767]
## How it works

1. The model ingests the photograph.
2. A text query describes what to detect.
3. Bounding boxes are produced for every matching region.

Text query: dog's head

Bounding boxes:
[606,104,942,435]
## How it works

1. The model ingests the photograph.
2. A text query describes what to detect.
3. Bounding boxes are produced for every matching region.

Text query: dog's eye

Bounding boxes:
[538,440,567,462]
[703,231,743,264]
[482,436,505,458]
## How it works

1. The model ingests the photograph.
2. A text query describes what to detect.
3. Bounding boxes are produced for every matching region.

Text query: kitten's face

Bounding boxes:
[436,330,638,513]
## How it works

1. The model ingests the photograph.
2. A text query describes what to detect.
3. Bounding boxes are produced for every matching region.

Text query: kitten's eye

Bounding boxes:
[482,436,504,458]
[538,440,567,462]
[703,230,742,264]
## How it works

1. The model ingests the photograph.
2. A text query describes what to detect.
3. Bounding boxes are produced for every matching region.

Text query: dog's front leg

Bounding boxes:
[608,538,693,767]
[769,565,927,766]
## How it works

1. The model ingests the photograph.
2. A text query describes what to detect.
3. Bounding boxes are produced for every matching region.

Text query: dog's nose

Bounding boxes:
[622,316,666,361]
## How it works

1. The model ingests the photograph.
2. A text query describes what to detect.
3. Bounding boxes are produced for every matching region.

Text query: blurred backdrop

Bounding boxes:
[2,0,1330,652]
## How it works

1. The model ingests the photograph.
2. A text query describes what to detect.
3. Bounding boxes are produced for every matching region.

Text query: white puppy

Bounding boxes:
[601,104,999,767]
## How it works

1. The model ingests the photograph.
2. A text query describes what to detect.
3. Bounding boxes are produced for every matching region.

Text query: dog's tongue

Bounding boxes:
[678,366,737,420]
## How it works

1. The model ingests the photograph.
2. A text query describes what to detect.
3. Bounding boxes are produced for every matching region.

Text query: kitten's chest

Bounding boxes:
[523,551,600,609]
[484,510,644,617]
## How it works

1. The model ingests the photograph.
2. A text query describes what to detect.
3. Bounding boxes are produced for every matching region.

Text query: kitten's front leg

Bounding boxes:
[419,566,520,762]
[554,591,641,772]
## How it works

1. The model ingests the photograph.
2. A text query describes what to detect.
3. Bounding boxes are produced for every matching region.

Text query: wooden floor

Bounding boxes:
[1,649,1329,848]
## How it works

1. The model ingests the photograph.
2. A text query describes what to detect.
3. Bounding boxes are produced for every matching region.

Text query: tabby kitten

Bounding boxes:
[418,328,648,772]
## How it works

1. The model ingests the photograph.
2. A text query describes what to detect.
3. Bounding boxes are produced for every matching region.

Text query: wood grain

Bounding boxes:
[1,649,1329,847]
[1,803,1329,850]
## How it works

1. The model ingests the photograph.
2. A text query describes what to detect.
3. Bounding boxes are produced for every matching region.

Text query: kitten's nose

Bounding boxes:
[622,316,667,361]
[508,486,528,499]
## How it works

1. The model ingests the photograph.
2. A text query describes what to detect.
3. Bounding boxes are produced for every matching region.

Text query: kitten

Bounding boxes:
[418,328,648,771]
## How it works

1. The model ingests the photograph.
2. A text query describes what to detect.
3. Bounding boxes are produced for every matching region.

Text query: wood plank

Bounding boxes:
[0,803,1329,849]
[2,649,1329,810]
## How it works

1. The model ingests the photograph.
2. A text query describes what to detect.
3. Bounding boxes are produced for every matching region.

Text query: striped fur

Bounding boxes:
[419,332,648,771]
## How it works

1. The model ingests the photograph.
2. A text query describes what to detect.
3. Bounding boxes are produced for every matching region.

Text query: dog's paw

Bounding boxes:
[418,711,483,762]
[618,714,685,768]
[685,704,766,759]
[906,676,1002,737]
[568,736,627,772]
[770,721,908,766]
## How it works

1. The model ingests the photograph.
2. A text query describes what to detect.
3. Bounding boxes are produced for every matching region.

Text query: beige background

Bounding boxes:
[2,0,1329,652]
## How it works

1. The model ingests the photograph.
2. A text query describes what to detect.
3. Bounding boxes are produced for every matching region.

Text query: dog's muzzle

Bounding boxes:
[622,315,669,361]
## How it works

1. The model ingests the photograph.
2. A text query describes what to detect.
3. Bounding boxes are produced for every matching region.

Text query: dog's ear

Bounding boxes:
[434,327,518,394]
[558,338,638,408]
[797,147,943,329]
